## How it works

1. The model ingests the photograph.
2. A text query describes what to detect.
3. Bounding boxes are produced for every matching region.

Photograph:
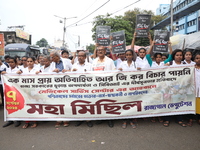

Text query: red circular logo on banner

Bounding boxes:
[4,83,25,114]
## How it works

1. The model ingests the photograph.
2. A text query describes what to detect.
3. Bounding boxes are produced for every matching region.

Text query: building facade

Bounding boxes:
[0,29,31,45]
[153,0,200,35]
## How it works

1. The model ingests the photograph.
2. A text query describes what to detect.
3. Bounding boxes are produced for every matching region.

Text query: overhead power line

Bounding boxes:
[109,0,141,16]
[68,0,141,28]
[67,0,110,27]
[79,0,99,18]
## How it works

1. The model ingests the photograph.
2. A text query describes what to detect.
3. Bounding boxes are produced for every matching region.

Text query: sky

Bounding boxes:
[0,0,171,51]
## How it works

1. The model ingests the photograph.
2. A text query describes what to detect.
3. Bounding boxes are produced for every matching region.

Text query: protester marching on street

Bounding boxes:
[1,57,21,128]
[71,50,93,127]
[92,45,116,127]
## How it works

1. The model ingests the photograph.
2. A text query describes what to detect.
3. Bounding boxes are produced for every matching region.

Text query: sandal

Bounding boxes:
[158,117,163,123]
[187,120,193,127]
[22,123,29,129]
[151,118,156,123]
[55,122,61,128]
[178,121,187,127]
[130,122,137,129]
[63,122,69,127]
[31,123,37,128]
[122,122,127,129]
[163,121,170,127]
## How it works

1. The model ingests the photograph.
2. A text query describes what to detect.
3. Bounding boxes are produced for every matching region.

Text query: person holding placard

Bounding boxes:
[145,41,172,123]
[92,45,116,71]
[131,32,151,69]
[146,41,173,67]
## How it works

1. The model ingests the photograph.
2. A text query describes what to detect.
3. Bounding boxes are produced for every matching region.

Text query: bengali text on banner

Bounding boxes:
[2,65,196,121]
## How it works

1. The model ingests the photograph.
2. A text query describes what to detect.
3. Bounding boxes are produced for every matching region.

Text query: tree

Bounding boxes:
[36,38,48,47]
[92,14,132,45]
[91,8,167,47]
[86,43,95,53]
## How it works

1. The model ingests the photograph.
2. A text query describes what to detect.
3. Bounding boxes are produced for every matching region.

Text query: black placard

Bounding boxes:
[111,30,126,54]
[96,26,111,46]
[136,14,151,37]
[153,30,170,53]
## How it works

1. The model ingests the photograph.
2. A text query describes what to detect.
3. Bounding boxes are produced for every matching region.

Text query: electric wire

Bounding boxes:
[68,0,142,28]
[67,0,110,27]
[78,0,99,18]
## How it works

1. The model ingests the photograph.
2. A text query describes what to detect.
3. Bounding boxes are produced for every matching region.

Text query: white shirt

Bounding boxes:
[6,67,20,74]
[92,56,116,71]
[0,63,8,84]
[49,59,72,71]
[195,68,200,97]
[116,58,125,69]
[1,65,17,84]
[0,63,7,71]
[169,60,186,66]
[61,58,72,64]
[19,65,27,70]
[135,57,150,69]
[151,61,165,68]
[71,61,92,72]
[74,56,93,64]
[184,60,196,65]
[40,65,52,73]
[22,66,40,74]
[118,61,137,71]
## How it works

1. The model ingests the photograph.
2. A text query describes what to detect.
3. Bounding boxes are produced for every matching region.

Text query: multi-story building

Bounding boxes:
[0,29,31,45]
[152,0,200,35]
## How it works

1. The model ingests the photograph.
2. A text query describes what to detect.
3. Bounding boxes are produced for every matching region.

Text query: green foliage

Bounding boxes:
[92,14,132,45]
[36,38,48,47]
[92,8,167,46]
[86,43,95,53]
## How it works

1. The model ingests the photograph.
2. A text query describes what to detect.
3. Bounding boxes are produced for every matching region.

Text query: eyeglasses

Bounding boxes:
[77,55,85,57]
[97,49,105,51]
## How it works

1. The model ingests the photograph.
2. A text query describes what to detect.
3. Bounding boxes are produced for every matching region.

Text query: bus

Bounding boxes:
[4,43,40,58]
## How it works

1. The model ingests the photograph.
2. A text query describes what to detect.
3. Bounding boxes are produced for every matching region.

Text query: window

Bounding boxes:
[187,19,197,27]
[179,24,185,30]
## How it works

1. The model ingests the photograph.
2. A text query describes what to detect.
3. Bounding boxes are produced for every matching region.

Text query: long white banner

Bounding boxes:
[2,65,195,121]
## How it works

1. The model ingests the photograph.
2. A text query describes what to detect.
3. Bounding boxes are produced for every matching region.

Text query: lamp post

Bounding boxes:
[54,15,77,47]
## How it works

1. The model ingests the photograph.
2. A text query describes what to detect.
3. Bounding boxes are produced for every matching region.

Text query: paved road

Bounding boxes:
[0,106,200,150]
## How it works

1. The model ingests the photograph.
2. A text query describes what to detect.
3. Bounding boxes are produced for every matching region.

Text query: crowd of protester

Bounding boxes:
[0,32,200,129]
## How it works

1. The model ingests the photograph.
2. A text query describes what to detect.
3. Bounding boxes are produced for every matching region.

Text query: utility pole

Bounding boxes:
[63,18,66,47]
[54,15,77,47]
[78,35,80,47]
[170,0,173,36]
[73,35,80,48]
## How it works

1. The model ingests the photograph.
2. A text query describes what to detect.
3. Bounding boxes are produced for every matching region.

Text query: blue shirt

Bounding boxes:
[55,60,64,71]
